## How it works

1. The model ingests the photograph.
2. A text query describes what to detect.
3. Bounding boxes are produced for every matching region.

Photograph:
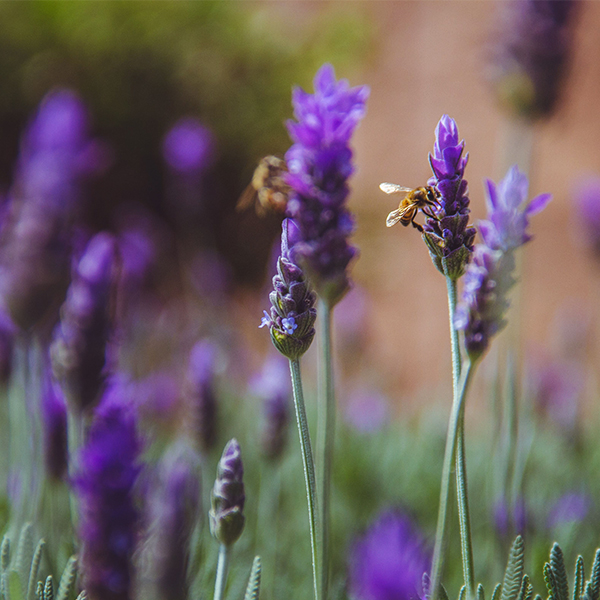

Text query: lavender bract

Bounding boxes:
[454,166,551,358]
[285,63,369,305]
[260,219,317,360]
[0,89,95,330]
[348,510,429,600]
[74,384,141,600]
[488,0,578,119]
[51,232,117,411]
[209,438,245,547]
[423,115,476,280]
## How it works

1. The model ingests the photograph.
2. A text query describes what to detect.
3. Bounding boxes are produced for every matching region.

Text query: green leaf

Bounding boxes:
[502,536,525,600]
[26,542,44,600]
[585,551,600,600]
[55,557,77,600]
[517,575,532,600]
[74,592,86,600]
[15,526,33,592]
[477,583,486,600]
[7,571,24,600]
[439,584,450,600]
[459,585,467,600]
[35,582,43,600]
[243,556,261,600]
[550,544,569,600]
[43,577,53,600]
[574,556,585,600]
[545,562,559,600]
[491,584,502,600]
[1,538,9,573]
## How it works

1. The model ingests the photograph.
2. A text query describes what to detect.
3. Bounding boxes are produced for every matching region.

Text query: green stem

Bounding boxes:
[317,299,334,600]
[445,277,475,599]
[430,361,476,600]
[213,544,231,600]
[289,359,320,600]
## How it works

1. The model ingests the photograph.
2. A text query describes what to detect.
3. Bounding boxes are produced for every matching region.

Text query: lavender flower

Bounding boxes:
[0,90,95,330]
[41,370,68,482]
[186,340,218,452]
[576,176,600,259]
[0,309,16,384]
[488,0,578,119]
[146,440,201,600]
[343,387,389,434]
[74,384,142,600]
[493,497,528,539]
[209,438,245,547]
[250,355,292,460]
[423,115,476,280]
[163,118,213,174]
[348,509,429,600]
[260,219,316,360]
[548,491,591,528]
[285,63,369,305]
[454,166,551,358]
[51,232,117,412]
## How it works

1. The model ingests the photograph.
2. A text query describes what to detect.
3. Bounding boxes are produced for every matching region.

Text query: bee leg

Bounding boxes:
[411,218,424,233]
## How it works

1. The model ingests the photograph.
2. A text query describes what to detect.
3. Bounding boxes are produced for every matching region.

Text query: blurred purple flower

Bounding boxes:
[343,387,389,434]
[209,438,245,547]
[0,89,95,329]
[260,219,316,360]
[134,371,181,426]
[455,166,551,358]
[493,497,528,539]
[548,491,591,528]
[250,355,291,460]
[0,309,16,384]
[163,118,213,174]
[187,340,219,452]
[575,176,600,258]
[423,115,476,279]
[51,232,117,411]
[75,383,142,600]
[285,64,369,305]
[190,249,233,303]
[349,509,429,600]
[488,0,578,119]
[41,370,68,482]
[146,439,201,600]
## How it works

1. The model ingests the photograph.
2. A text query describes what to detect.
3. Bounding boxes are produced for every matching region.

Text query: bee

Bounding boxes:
[236,155,290,217]
[380,183,441,232]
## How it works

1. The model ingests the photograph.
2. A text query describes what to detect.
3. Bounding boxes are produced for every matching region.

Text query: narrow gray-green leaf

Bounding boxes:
[477,583,485,600]
[26,542,44,600]
[574,556,585,600]
[551,544,569,600]
[586,551,600,600]
[502,536,525,600]
[15,526,33,592]
[439,583,450,600]
[545,562,559,600]
[55,557,77,600]
[491,583,502,600]
[43,577,53,600]
[7,571,24,600]
[1,538,9,573]
[422,573,431,599]
[459,585,467,600]
[533,595,543,600]
[35,582,43,600]
[517,575,532,600]
[74,592,86,600]
[243,556,261,600]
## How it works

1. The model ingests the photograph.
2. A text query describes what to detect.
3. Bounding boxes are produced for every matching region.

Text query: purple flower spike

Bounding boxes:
[41,370,68,482]
[423,115,476,280]
[163,118,213,174]
[285,64,369,305]
[147,440,201,600]
[75,384,142,600]
[0,89,95,330]
[489,0,578,119]
[548,491,591,529]
[349,509,429,600]
[455,166,551,358]
[51,232,117,412]
[209,438,245,547]
[186,340,219,452]
[260,219,317,360]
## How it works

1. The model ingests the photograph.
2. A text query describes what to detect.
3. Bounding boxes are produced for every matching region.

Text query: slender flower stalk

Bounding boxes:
[286,64,368,600]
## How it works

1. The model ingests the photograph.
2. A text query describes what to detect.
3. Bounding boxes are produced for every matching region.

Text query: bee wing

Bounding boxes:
[380,182,413,195]
[236,183,258,212]
[386,208,403,227]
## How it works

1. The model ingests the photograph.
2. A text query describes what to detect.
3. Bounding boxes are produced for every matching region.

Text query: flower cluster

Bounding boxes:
[260,219,317,361]
[348,510,429,600]
[488,0,578,119]
[455,166,551,358]
[285,63,369,305]
[423,115,476,280]
[74,383,142,600]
